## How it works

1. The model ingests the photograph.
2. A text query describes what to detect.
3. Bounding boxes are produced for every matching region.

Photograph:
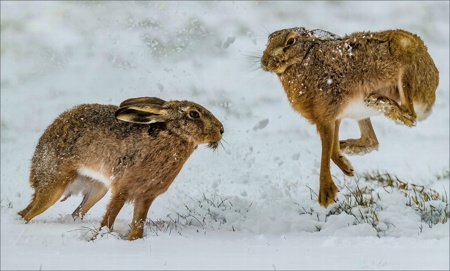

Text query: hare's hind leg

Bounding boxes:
[129,197,155,240]
[340,118,379,155]
[18,202,34,219]
[19,162,79,222]
[19,176,73,222]
[365,94,416,127]
[72,177,108,219]
[316,122,339,207]
[365,75,417,127]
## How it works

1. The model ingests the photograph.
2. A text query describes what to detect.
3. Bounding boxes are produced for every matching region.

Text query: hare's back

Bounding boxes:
[35,104,122,156]
[47,104,119,135]
[62,104,119,127]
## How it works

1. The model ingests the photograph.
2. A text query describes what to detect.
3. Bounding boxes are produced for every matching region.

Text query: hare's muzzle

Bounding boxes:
[260,57,270,72]
[207,125,224,150]
[207,141,219,149]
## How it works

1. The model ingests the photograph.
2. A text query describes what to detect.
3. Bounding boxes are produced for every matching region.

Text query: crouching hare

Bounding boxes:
[261,27,438,207]
[18,97,224,240]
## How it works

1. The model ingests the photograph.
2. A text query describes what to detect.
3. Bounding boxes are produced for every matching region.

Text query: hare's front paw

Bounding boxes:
[340,138,379,155]
[128,226,145,241]
[331,154,354,176]
[318,180,338,208]
[365,94,416,127]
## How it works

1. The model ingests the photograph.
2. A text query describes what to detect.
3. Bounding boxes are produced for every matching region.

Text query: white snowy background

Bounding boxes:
[1,1,449,270]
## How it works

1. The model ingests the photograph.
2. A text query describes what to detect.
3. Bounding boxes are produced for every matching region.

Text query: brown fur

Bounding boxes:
[18,97,224,240]
[261,27,439,207]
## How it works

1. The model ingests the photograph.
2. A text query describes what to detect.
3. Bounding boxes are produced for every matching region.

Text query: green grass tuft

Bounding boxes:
[361,170,449,226]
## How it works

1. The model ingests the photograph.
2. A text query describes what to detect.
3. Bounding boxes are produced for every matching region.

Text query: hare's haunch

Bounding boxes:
[261,27,439,207]
[19,97,224,240]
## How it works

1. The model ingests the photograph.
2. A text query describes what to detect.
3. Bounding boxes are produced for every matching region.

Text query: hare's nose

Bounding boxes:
[261,58,269,67]
[220,127,224,135]
[261,58,269,71]
[261,58,268,66]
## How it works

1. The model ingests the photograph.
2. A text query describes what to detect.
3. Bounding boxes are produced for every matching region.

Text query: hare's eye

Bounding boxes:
[189,111,200,119]
[286,38,295,46]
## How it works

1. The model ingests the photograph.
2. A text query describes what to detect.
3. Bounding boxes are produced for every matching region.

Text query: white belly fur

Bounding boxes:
[77,167,111,187]
[63,167,111,196]
[414,103,431,121]
[338,97,431,121]
[338,98,381,120]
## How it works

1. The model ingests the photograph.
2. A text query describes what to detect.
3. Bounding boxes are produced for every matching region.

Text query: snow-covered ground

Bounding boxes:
[1,1,449,270]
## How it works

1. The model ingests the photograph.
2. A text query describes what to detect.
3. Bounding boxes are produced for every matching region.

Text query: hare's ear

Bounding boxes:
[119,97,166,107]
[115,104,168,124]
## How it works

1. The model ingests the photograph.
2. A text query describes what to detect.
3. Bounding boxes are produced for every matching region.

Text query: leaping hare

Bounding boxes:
[261,27,439,207]
[18,97,224,240]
